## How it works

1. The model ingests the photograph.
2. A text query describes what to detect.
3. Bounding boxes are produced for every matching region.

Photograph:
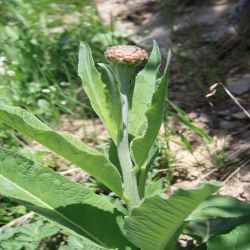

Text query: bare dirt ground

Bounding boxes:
[94,0,250,201]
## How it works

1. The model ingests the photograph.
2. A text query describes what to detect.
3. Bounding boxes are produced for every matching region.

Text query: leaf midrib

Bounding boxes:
[0,174,105,246]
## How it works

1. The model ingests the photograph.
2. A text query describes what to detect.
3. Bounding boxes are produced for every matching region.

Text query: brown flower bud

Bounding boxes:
[104,45,148,64]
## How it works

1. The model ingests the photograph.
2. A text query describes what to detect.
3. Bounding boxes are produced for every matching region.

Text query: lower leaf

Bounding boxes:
[124,181,221,250]
[185,195,250,242]
[207,223,250,250]
[0,148,131,249]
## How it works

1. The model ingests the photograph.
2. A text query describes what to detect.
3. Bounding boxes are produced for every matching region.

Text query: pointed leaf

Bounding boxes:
[99,63,123,141]
[186,215,250,244]
[124,181,221,250]
[129,41,161,136]
[0,104,123,197]
[78,42,117,141]
[187,195,250,221]
[185,195,250,242]
[0,148,131,249]
[207,223,250,250]
[130,50,171,169]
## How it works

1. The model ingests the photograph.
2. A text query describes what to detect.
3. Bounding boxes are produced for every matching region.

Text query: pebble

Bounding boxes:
[227,74,250,95]
[231,111,250,120]
[219,120,236,130]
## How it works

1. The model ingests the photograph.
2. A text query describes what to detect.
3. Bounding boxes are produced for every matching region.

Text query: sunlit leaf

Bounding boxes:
[129,41,161,136]
[130,50,171,170]
[0,148,131,249]
[0,104,123,197]
[78,42,117,141]
[125,181,221,250]
[99,63,123,141]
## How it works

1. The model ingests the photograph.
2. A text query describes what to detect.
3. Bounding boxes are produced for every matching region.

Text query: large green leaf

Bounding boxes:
[0,148,131,249]
[124,181,221,250]
[187,195,250,220]
[129,41,161,136]
[130,50,171,170]
[78,42,117,141]
[99,63,123,142]
[207,223,250,250]
[0,104,123,197]
[129,42,160,133]
[187,215,250,245]
[185,195,250,242]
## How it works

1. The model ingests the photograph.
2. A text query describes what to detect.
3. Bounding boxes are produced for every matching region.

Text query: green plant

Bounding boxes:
[0,214,103,249]
[0,42,249,249]
[0,218,60,250]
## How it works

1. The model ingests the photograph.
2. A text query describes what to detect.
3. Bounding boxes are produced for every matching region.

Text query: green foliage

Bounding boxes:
[0,104,123,196]
[0,0,128,123]
[78,43,118,142]
[99,62,123,141]
[124,182,221,250]
[0,198,27,226]
[144,178,165,197]
[165,98,211,144]
[131,51,171,171]
[207,223,250,250]
[129,41,161,136]
[187,195,250,220]
[185,195,250,242]
[60,234,106,250]
[0,0,96,119]
[0,148,130,249]
[131,51,170,173]
[0,0,129,150]
[0,219,59,250]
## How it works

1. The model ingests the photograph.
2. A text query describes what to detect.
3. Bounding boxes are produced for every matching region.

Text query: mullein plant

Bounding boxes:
[0,42,249,249]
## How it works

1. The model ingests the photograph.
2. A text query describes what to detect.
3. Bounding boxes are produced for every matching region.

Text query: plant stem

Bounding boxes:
[138,167,146,199]
[116,64,140,210]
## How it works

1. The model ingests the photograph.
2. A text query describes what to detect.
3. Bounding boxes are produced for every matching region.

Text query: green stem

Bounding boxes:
[115,64,140,210]
[138,167,146,199]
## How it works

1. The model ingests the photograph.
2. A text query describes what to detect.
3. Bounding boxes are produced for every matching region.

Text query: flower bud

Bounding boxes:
[104,45,148,64]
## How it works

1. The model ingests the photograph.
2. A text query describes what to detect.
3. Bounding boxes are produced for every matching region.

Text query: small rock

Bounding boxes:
[231,111,250,120]
[198,114,210,124]
[219,120,236,130]
[218,110,230,116]
[188,112,198,120]
[227,74,250,95]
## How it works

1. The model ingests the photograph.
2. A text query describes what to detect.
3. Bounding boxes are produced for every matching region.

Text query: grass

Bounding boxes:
[0,0,129,149]
[0,0,127,122]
